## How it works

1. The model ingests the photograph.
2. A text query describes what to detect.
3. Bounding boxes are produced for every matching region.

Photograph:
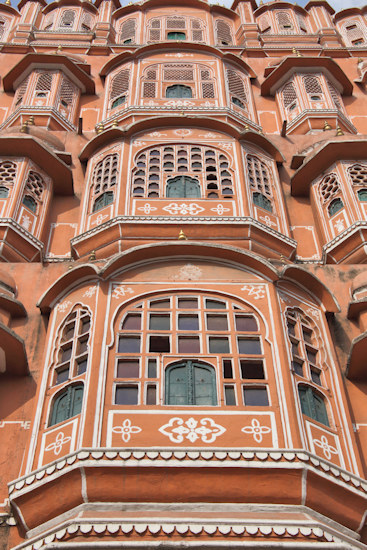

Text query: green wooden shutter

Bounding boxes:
[166,361,216,405]
[166,85,192,99]
[193,363,216,405]
[313,392,329,427]
[50,385,84,426]
[166,176,200,198]
[166,364,189,405]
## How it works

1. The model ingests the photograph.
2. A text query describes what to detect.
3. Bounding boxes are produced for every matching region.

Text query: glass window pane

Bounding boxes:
[243,387,269,406]
[177,298,198,309]
[206,314,228,331]
[78,339,88,354]
[206,299,226,309]
[149,335,170,352]
[311,370,321,385]
[178,337,200,353]
[56,366,69,384]
[149,314,170,330]
[115,386,138,405]
[237,338,261,355]
[118,336,141,353]
[122,314,142,330]
[77,359,88,375]
[287,322,295,336]
[235,315,258,332]
[178,314,199,330]
[63,324,75,341]
[81,318,90,334]
[240,360,265,379]
[209,337,230,354]
[150,299,170,309]
[146,385,156,405]
[60,346,72,363]
[306,348,317,364]
[224,385,236,405]
[117,359,140,378]
[148,359,157,378]
[302,327,313,344]
[223,359,233,378]
[292,360,304,376]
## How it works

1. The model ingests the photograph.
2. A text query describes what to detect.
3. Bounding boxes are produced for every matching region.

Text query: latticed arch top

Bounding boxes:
[276,11,294,33]
[340,18,367,47]
[215,19,233,46]
[147,15,205,43]
[348,163,367,187]
[282,82,297,108]
[318,173,341,205]
[90,153,119,212]
[58,9,76,29]
[119,19,136,44]
[108,68,130,110]
[226,68,249,112]
[0,160,17,190]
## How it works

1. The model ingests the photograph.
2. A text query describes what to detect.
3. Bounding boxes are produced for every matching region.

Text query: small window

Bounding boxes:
[224,385,236,405]
[117,359,140,378]
[166,84,192,99]
[237,337,261,355]
[167,31,186,40]
[328,198,344,217]
[22,195,37,213]
[149,335,170,352]
[253,192,272,213]
[118,336,141,353]
[121,314,141,330]
[115,385,138,405]
[243,386,269,406]
[93,191,114,213]
[112,95,126,109]
[0,186,9,198]
[240,360,265,379]
[165,361,217,405]
[298,386,329,426]
[358,189,367,202]
[310,95,321,101]
[50,384,84,426]
[231,97,245,109]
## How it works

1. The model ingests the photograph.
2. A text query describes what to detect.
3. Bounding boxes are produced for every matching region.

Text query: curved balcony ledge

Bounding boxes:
[9,447,367,535]
[2,106,77,133]
[70,216,297,261]
[284,109,357,136]
[0,218,43,263]
[322,221,367,264]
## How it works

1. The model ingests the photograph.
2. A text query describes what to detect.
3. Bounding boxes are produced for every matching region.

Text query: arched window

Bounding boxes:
[50,384,84,426]
[165,84,192,98]
[147,16,204,42]
[226,69,248,111]
[282,82,297,111]
[166,176,200,198]
[0,161,17,196]
[247,155,273,212]
[21,171,45,214]
[328,198,344,217]
[276,11,294,33]
[14,76,30,108]
[119,19,136,44]
[58,77,76,114]
[326,81,342,111]
[166,361,217,405]
[0,186,9,198]
[167,31,186,40]
[298,386,329,426]
[303,75,323,103]
[215,19,233,45]
[35,72,53,101]
[341,19,366,47]
[113,294,268,407]
[131,145,234,199]
[109,69,130,111]
[348,164,367,187]
[58,9,76,30]
[22,195,37,213]
[90,154,119,213]
[318,173,341,205]
[258,15,271,34]
[357,189,367,202]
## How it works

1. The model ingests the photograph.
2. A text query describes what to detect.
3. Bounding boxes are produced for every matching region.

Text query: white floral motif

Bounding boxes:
[202,132,216,138]
[92,214,109,226]
[241,418,271,443]
[21,215,32,231]
[45,431,72,456]
[306,307,320,320]
[162,203,205,216]
[241,285,266,300]
[334,218,345,233]
[218,142,232,150]
[313,435,338,460]
[133,141,146,146]
[83,286,97,298]
[165,53,194,58]
[165,100,194,107]
[259,215,276,228]
[137,204,158,214]
[176,264,202,280]
[148,132,167,137]
[159,417,226,444]
[112,285,134,299]
[112,419,142,443]
[211,204,230,216]
[174,129,192,136]
[57,300,72,312]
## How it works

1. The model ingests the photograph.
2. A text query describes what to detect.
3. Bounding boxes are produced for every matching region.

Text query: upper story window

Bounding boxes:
[215,19,233,46]
[141,63,215,101]
[59,9,75,29]
[226,68,249,112]
[112,294,269,407]
[147,16,205,43]
[340,19,367,47]
[118,18,136,44]
[286,308,329,427]
[0,160,17,201]
[21,171,45,215]
[131,144,234,199]
[318,173,344,218]
[0,16,10,41]
[50,384,84,427]
[247,154,273,213]
[348,163,367,204]
[42,8,95,32]
[108,68,130,112]
[257,10,308,35]
[276,11,294,33]
[90,153,119,213]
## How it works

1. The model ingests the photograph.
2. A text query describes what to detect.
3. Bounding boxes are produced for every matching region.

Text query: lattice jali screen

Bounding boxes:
[276,11,294,33]
[92,154,119,198]
[163,65,194,81]
[60,78,76,106]
[216,19,233,45]
[81,12,93,31]
[119,19,136,43]
[110,69,130,101]
[327,81,342,110]
[247,155,272,199]
[25,172,45,201]
[59,9,76,29]
[282,82,297,108]
[35,72,53,92]
[348,164,367,186]
[167,17,186,29]
[226,69,248,105]
[0,161,17,188]
[318,174,341,204]
[303,76,323,95]
[131,145,234,199]
[15,76,30,106]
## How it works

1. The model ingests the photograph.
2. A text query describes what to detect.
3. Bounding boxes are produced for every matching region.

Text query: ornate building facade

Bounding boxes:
[0,0,367,548]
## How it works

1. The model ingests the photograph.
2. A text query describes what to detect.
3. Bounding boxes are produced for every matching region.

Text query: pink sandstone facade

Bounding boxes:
[0,0,367,548]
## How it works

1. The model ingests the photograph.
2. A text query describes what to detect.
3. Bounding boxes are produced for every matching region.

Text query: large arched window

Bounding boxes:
[90,153,119,213]
[50,384,84,426]
[226,69,248,112]
[113,294,269,407]
[165,84,192,99]
[247,155,274,213]
[119,19,136,44]
[166,361,217,405]
[131,144,234,199]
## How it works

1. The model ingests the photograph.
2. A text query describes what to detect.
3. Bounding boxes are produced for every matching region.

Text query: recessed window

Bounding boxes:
[224,385,236,405]
[22,195,37,213]
[165,84,192,99]
[240,360,265,379]
[209,337,230,354]
[112,95,126,109]
[117,359,140,378]
[243,386,269,406]
[357,189,367,202]
[149,335,170,353]
[165,361,217,406]
[223,359,233,379]
[253,192,272,213]
[178,315,199,330]
[50,384,84,426]
[118,336,141,353]
[311,369,322,386]
[77,359,88,375]
[149,314,170,330]
[231,96,245,109]
[178,336,200,353]
[146,385,157,405]
[121,314,141,330]
[298,386,329,426]
[328,198,344,217]
[237,338,261,355]
[0,186,9,198]
[167,31,186,40]
[115,385,138,405]
[292,360,304,376]
[206,299,226,309]
[147,359,157,378]
[178,298,198,309]
[56,367,69,385]
[150,299,170,309]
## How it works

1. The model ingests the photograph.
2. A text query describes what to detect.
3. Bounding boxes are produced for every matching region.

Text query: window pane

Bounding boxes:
[178,337,200,353]
[63,324,75,341]
[77,359,88,375]
[206,314,228,331]
[287,322,295,336]
[235,315,258,332]
[240,360,265,379]
[292,360,304,376]
[122,314,142,330]
[206,299,226,309]
[224,385,236,405]
[209,337,230,353]
[147,359,157,378]
[306,348,317,364]
[118,336,141,353]
[177,298,198,309]
[60,346,72,363]
[78,339,88,354]
[223,359,233,378]
[178,314,199,330]
[237,338,261,355]
[146,385,156,405]
[81,318,90,334]
[71,387,84,416]
[150,299,170,308]
[311,370,321,385]
[117,359,140,378]
[149,335,170,352]
[115,386,138,405]
[149,314,170,330]
[56,366,69,384]
[243,387,269,406]
[302,327,313,344]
